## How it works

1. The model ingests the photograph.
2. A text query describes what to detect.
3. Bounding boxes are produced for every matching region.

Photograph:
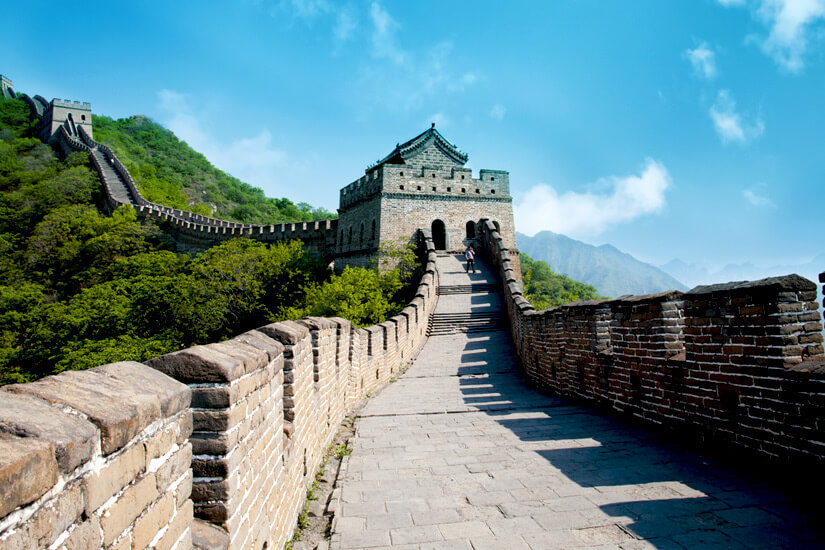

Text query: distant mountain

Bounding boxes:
[659,255,825,289]
[516,231,687,298]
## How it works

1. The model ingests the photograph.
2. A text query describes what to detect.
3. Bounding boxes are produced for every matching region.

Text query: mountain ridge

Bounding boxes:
[516,231,687,298]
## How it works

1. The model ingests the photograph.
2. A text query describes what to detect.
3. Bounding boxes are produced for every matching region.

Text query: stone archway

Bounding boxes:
[431,219,446,250]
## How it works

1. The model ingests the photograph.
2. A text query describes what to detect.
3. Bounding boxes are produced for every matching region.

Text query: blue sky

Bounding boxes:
[4,0,825,275]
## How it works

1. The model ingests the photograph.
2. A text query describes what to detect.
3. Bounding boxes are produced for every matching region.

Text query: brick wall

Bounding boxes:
[0,363,192,549]
[0,233,439,549]
[144,234,438,549]
[478,220,825,464]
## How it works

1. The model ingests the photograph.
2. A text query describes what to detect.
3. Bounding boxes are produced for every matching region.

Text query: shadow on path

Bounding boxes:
[459,329,825,549]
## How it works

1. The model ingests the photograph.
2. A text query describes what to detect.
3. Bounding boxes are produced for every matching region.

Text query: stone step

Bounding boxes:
[437,284,499,295]
[427,312,507,336]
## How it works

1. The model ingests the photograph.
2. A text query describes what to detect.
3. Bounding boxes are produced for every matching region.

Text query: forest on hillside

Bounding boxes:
[0,94,597,386]
[520,253,604,309]
[92,114,336,223]
[0,97,413,385]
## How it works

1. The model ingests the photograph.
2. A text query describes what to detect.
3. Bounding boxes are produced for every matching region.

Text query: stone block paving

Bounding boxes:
[331,255,825,549]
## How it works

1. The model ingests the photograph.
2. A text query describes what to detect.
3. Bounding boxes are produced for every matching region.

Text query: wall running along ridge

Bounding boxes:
[0,233,439,549]
[478,221,825,464]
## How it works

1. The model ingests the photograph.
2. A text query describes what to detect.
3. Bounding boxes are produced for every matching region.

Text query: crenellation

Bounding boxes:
[478,221,825,466]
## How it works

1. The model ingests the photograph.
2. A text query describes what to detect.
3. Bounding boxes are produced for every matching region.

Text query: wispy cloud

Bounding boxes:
[686,42,718,79]
[514,160,672,238]
[743,184,777,207]
[709,90,764,144]
[334,10,356,45]
[370,2,405,64]
[719,0,825,72]
[157,90,287,194]
[490,104,506,121]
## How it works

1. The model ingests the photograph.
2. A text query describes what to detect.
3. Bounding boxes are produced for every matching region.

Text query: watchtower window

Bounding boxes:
[475,189,480,193]
[432,174,436,178]
[461,175,465,180]
[400,171,404,176]
[81,115,86,121]
[491,189,495,194]
[447,187,451,192]
[466,221,475,239]
[461,188,465,193]
[432,186,436,192]
[399,184,404,190]
[491,177,495,181]
[417,186,421,191]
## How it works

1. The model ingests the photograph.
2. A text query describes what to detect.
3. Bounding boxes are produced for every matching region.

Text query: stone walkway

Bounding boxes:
[331,255,824,549]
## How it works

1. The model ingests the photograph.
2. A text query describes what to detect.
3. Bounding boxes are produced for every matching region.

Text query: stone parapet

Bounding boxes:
[478,220,825,464]
[0,363,192,549]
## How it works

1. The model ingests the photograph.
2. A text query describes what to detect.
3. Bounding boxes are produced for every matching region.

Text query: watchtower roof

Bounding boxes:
[375,124,468,168]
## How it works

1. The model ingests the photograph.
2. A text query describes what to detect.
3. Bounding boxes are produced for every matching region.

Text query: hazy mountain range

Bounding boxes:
[659,256,825,290]
[517,231,823,299]
[516,232,687,298]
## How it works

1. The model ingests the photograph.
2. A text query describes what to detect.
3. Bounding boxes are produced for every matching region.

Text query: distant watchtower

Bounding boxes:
[336,124,515,267]
[41,98,93,143]
[0,75,15,99]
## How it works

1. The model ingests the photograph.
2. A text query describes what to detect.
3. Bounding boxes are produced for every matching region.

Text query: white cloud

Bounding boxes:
[157,90,287,193]
[686,43,718,79]
[490,104,506,121]
[743,184,777,207]
[758,0,825,71]
[709,90,764,144]
[719,0,825,72]
[514,160,672,238]
[370,2,405,65]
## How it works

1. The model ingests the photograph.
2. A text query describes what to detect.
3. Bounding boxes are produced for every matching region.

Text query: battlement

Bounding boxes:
[339,164,511,210]
[52,98,91,109]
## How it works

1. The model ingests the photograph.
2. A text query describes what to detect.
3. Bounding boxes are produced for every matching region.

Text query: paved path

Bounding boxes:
[332,255,823,549]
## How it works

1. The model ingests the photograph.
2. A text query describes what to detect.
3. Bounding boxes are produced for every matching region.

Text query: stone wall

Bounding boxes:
[0,363,193,549]
[144,233,438,549]
[478,220,825,464]
[0,234,439,549]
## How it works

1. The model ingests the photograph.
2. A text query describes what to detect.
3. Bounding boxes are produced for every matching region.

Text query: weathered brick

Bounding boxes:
[100,473,159,546]
[132,491,174,549]
[0,391,97,474]
[146,345,244,384]
[6,368,161,455]
[56,517,102,550]
[84,440,145,514]
[0,434,57,517]
[155,500,193,550]
[156,442,192,494]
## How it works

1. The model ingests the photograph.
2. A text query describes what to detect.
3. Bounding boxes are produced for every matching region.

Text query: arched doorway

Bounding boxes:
[431,219,446,250]
[466,221,475,239]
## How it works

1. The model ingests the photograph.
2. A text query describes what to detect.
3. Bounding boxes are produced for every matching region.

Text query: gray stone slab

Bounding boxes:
[331,253,824,547]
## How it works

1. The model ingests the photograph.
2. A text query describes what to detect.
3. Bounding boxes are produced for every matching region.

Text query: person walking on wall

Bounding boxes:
[465,246,476,273]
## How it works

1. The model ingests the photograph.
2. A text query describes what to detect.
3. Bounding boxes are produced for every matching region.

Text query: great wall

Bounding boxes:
[1,77,824,549]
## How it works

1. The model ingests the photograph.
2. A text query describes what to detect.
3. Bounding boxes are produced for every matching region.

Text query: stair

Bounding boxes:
[427,311,507,336]
[437,284,499,296]
[92,149,137,204]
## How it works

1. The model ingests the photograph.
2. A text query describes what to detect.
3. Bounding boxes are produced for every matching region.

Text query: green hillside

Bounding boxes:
[0,97,410,385]
[520,253,604,309]
[92,114,335,223]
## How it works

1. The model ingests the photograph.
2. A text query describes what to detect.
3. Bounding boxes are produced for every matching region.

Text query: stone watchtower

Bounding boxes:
[336,125,515,267]
[1,75,15,99]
